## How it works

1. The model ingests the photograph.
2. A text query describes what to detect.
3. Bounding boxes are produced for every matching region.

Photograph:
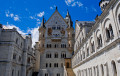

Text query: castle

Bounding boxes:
[0,0,120,76]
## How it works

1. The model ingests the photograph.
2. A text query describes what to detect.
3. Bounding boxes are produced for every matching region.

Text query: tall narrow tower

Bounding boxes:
[38,17,46,53]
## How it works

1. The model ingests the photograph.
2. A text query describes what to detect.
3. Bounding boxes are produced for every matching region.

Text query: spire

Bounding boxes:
[67,9,69,16]
[66,9,71,19]
[55,6,58,11]
[40,16,45,28]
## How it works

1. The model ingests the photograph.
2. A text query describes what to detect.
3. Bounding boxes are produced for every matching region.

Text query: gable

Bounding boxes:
[45,10,68,28]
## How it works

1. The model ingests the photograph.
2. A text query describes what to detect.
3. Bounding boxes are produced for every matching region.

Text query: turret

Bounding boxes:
[99,0,111,11]
[64,10,74,53]
[38,17,46,53]
[65,9,73,28]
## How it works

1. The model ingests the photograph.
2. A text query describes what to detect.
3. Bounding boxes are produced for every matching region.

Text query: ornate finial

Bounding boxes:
[56,6,58,10]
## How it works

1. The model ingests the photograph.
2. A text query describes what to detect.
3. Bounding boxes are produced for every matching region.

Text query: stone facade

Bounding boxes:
[72,0,120,76]
[0,25,38,76]
[35,8,74,76]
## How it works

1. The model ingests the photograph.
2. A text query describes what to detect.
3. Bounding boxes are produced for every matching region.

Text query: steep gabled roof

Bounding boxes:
[44,8,69,26]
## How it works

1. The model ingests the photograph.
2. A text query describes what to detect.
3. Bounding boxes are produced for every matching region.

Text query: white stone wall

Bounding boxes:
[39,10,74,76]
[0,28,36,76]
[72,0,120,76]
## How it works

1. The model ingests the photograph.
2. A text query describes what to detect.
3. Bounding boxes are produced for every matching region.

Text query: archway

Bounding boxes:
[112,61,117,76]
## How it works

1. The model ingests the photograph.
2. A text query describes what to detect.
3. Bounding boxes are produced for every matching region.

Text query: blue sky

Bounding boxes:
[0,0,102,46]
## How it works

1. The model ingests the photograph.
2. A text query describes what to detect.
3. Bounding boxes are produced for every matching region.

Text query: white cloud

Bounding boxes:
[29,16,41,25]
[37,11,45,17]
[65,0,83,7]
[27,27,39,47]
[5,22,39,47]
[5,11,20,21]
[50,5,56,10]
[50,7,53,10]
[92,7,97,12]
[30,16,34,19]
[14,15,20,21]
[10,13,14,17]
[65,0,74,6]
[5,22,26,35]
[85,7,88,13]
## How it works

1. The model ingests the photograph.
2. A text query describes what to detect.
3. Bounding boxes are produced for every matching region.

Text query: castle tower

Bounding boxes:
[65,10,74,54]
[38,17,46,53]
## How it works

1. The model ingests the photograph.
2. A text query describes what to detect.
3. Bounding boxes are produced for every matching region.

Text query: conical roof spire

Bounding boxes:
[67,9,69,16]
[66,9,71,19]
[40,16,45,28]
[55,6,58,11]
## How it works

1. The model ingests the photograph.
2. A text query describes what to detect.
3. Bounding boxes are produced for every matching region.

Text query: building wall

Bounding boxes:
[72,0,120,76]
[38,10,74,76]
[0,27,36,76]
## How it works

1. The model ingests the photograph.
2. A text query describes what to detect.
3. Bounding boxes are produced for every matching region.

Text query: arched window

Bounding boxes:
[94,67,96,76]
[13,53,16,60]
[55,44,57,48]
[66,62,69,68]
[49,63,51,67]
[50,53,51,58]
[54,63,58,67]
[46,52,51,58]
[19,56,21,62]
[101,65,104,76]
[109,24,114,37]
[111,61,117,76]
[87,48,89,57]
[57,73,60,76]
[61,52,66,58]
[46,63,48,68]
[118,14,120,24]
[106,28,110,40]
[16,38,18,44]
[97,35,102,48]
[83,51,85,59]
[57,63,58,67]
[45,73,48,76]
[55,52,58,58]
[54,63,56,67]
[91,42,95,53]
